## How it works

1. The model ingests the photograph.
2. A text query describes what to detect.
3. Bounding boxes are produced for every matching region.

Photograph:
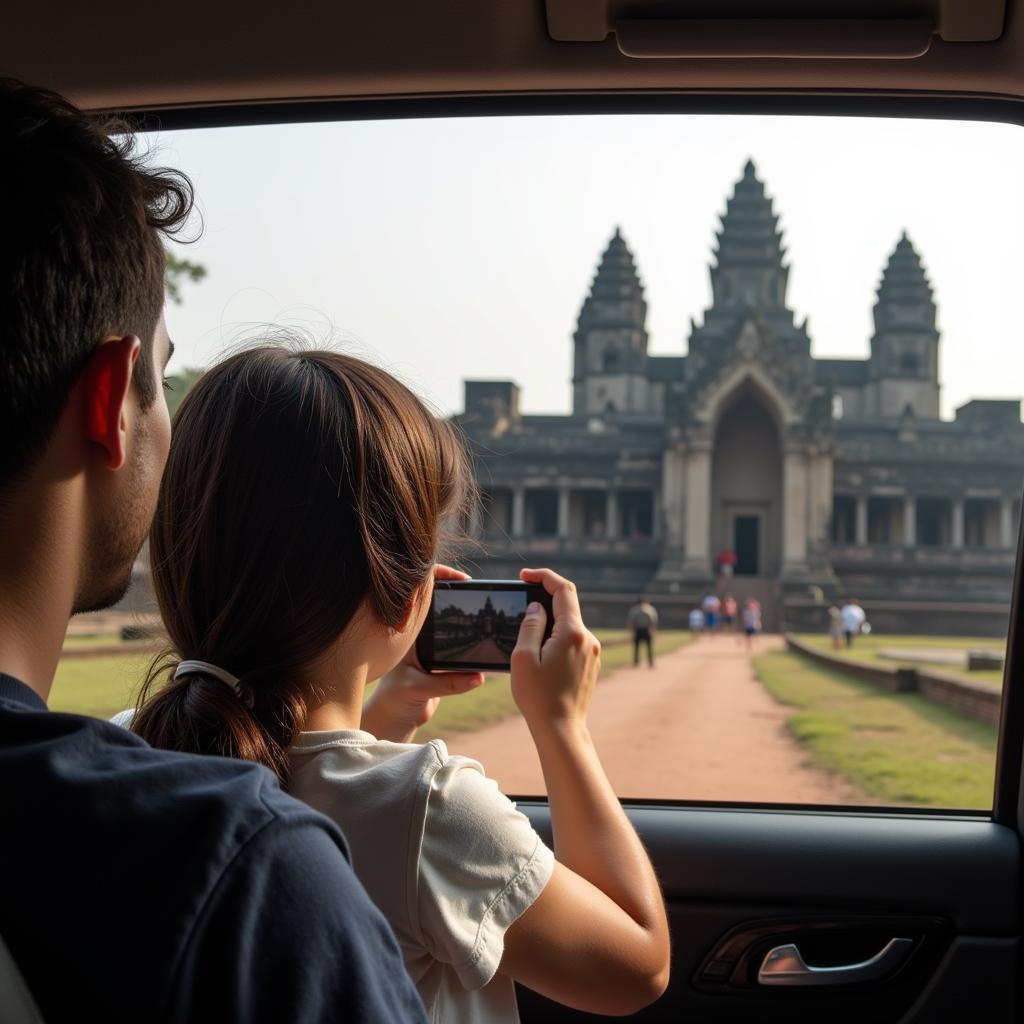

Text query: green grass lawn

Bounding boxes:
[755,649,996,809]
[795,633,1006,687]
[61,632,122,648]
[48,628,690,734]
[49,653,158,719]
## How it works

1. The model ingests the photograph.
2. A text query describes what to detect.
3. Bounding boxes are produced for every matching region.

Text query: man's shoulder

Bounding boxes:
[1,697,426,1022]
[0,696,346,887]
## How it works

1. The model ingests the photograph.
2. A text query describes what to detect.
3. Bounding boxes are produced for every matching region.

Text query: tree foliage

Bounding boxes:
[162,252,208,416]
[164,367,204,419]
[165,252,207,305]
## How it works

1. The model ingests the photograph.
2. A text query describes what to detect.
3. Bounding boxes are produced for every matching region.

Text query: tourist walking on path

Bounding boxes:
[742,599,762,651]
[721,593,738,634]
[827,604,843,650]
[840,598,866,648]
[702,593,721,634]
[627,597,659,667]
[688,607,705,634]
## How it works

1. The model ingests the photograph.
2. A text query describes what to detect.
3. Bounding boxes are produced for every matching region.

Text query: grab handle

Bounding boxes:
[758,937,913,987]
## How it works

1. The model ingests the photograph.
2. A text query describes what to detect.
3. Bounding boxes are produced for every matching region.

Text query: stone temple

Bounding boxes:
[456,160,1024,635]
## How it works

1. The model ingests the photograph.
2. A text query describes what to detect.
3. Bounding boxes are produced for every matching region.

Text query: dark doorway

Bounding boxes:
[734,515,760,575]
[710,386,782,576]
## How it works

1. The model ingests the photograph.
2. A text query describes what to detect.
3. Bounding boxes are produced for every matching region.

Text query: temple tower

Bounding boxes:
[710,158,789,312]
[572,227,650,416]
[659,159,833,590]
[867,231,940,419]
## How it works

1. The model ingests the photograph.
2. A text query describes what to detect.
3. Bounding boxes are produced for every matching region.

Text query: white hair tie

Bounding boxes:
[174,659,249,704]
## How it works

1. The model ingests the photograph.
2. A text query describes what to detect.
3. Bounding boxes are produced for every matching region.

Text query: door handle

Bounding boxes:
[758,937,913,987]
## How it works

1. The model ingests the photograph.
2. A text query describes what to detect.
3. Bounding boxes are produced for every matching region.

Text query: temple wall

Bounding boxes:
[582,374,649,415]
[835,386,865,418]
[871,378,940,418]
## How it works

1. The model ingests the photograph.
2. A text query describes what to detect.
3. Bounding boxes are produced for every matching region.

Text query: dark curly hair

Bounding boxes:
[0,77,195,491]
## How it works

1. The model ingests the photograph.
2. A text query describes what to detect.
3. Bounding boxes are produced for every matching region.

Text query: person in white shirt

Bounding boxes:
[839,599,867,647]
[741,599,762,651]
[127,346,670,1023]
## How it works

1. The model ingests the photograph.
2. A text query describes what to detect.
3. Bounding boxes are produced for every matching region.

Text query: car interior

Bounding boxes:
[4,1,1024,1020]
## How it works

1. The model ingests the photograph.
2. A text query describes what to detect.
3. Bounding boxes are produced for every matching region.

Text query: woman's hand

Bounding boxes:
[510,567,601,734]
[360,564,483,743]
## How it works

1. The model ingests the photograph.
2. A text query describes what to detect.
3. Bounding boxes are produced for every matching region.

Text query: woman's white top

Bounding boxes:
[288,731,555,1024]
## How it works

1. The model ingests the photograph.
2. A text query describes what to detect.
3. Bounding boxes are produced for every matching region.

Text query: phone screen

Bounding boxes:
[416,580,552,672]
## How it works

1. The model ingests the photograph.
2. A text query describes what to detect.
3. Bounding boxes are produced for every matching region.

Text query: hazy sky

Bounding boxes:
[154,114,1024,419]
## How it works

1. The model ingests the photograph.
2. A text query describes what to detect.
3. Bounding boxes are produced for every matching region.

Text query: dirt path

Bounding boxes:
[450,637,506,663]
[444,634,867,803]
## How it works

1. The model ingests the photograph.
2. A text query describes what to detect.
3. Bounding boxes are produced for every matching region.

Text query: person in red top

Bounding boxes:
[716,549,737,577]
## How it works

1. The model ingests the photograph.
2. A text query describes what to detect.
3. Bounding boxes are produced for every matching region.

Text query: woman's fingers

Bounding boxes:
[435,563,470,581]
[407,668,483,698]
[512,601,547,668]
[520,567,583,625]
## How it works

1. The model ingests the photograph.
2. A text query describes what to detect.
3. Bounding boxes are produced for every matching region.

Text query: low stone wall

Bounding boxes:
[782,597,1010,638]
[914,670,1003,728]
[59,640,158,660]
[784,634,1002,728]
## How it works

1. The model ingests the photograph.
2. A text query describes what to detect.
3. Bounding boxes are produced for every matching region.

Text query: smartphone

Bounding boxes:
[416,579,554,672]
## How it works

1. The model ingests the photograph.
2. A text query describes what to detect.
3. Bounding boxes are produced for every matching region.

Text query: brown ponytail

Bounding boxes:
[132,345,474,782]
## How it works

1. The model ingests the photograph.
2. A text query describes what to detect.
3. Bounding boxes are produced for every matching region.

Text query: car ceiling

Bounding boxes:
[4,1,1024,116]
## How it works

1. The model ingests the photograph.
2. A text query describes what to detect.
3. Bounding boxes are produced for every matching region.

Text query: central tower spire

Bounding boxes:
[710,159,788,311]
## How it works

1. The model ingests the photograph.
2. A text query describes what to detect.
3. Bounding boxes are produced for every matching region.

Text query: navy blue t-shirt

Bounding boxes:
[0,675,427,1023]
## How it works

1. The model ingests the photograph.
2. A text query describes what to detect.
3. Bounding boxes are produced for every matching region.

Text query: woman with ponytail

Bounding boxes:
[131,344,669,1021]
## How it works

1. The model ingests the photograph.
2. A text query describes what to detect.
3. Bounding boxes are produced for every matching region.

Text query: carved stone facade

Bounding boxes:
[457,162,1024,634]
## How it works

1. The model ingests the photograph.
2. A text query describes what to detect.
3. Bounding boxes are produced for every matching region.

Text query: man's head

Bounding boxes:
[0,79,193,611]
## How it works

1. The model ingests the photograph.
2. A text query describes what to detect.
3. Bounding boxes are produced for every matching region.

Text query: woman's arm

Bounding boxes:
[498,569,670,1015]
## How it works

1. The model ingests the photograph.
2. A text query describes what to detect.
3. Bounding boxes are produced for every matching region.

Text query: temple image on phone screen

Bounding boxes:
[433,590,527,664]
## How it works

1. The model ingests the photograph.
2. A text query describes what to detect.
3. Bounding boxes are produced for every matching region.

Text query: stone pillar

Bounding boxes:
[682,444,712,577]
[557,485,570,539]
[807,450,834,559]
[952,498,965,549]
[661,445,685,553]
[1001,498,1015,548]
[855,495,868,546]
[605,489,618,540]
[512,487,525,538]
[903,495,916,546]
[782,447,809,571]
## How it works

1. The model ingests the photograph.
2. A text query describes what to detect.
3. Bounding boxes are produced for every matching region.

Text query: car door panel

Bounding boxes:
[516,805,1020,1021]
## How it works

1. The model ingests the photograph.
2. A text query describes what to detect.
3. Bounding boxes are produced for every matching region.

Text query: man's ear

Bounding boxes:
[83,336,142,471]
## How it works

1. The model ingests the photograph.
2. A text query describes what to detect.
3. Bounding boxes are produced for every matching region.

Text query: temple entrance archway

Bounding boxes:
[711,386,783,577]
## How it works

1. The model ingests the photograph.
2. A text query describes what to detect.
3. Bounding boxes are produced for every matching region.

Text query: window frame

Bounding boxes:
[135,90,1024,834]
